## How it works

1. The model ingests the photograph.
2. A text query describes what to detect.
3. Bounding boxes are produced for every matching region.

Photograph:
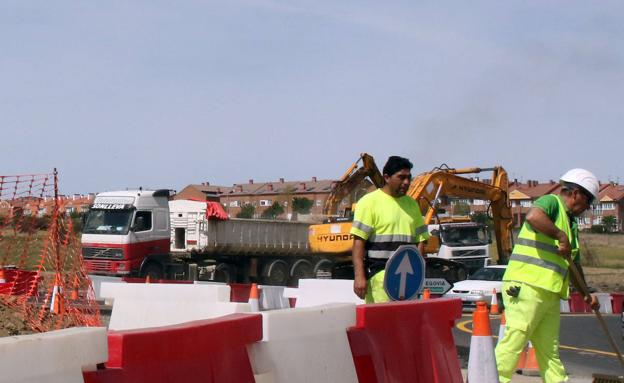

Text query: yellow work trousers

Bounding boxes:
[495,281,567,383]
[365,270,390,303]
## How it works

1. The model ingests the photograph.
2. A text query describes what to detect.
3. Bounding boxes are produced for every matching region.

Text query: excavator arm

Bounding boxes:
[406,166,513,263]
[322,153,384,217]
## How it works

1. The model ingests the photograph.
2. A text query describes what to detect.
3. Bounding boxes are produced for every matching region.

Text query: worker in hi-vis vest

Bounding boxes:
[351,156,429,303]
[495,168,600,383]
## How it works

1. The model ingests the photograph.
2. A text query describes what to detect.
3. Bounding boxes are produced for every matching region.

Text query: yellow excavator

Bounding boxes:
[309,153,514,278]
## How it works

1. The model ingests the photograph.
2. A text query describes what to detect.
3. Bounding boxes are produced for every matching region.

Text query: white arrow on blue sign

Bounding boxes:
[383,245,425,301]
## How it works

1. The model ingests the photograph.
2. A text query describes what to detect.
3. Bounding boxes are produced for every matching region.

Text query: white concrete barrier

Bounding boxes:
[100,282,250,330]
[88,275,125,302]
[0,327,107,383]
[259,285,290,310]
[100,282,231,304]
[248,303,358,383]
[596,293,613,314]
[560,299,570,313]
[287,279,363,307]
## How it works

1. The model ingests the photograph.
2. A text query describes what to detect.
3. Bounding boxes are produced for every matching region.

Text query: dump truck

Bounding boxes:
[81,190,343,285]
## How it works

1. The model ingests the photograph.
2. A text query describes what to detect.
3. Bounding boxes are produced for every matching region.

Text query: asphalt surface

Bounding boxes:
[454,313,624,381]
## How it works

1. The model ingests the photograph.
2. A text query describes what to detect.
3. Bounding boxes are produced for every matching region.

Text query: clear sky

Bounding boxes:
[1,1,622,194]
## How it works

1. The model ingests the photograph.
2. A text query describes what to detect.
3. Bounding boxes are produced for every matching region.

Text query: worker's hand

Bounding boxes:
[557,231,571,258]
[354,275,367,299]
[585,294,600,311]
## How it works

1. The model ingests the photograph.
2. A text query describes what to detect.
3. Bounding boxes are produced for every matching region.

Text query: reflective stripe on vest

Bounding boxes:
[508,253,568,278]
[515,238,559,256]
[352,220,373,235]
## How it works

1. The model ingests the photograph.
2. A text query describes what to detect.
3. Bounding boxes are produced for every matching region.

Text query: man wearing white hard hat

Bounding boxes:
[495,168,600,383]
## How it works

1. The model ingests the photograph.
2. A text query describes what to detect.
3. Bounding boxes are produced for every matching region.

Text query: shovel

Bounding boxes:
[566,256,624,369]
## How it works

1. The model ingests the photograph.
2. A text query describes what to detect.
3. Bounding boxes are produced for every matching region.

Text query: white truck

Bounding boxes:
[81,190,336,285]
[427,221,492,275]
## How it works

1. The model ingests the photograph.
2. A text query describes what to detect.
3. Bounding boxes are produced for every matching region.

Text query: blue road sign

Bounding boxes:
[383,245,425,301]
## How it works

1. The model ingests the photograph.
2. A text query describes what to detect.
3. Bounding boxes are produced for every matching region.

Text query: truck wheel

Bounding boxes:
[262,260,289,286]
[289,259,314,286]
[141,263,164,280]
[313,259,333,279]
[214,263,236,283]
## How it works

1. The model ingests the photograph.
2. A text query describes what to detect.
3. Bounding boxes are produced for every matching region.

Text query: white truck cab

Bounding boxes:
[81,190,171,275]
[427,221,491,274]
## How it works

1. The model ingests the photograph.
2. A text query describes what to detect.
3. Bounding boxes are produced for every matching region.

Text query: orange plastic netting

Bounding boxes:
[0,170,100,332]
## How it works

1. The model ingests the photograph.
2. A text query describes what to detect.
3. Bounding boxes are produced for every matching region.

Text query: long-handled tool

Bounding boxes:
[567,257,624,368]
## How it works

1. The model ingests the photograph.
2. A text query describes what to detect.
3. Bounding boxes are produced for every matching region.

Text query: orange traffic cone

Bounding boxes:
[490,288,499,314]
[422,288,431,300]
[70,276,80,300]
[517,341,540,376]
[467,301,499,382]
[497,312,506,344]
[0,268,6,284]
[145,274,152,283]
[249,283,259,312]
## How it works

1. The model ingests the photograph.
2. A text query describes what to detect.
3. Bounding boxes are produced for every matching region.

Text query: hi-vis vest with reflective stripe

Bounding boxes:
[350,189,429,260]
[504,195,575,299]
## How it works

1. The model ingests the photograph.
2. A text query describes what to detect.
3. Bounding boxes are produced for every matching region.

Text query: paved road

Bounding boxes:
[454,313,624,381]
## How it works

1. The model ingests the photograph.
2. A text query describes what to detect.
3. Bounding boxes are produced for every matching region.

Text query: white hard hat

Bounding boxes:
[560,168,599,201]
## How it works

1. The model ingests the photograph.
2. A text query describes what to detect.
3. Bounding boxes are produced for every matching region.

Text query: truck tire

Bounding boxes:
[313,259,333,279]
[289,259,314,286]
[262,259,289,286]
[141,262,164,280]
[214,263,236,283]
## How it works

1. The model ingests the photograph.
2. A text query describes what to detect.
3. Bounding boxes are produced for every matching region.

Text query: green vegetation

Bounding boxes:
[602,215,617,233]
[0,230,49,270]
[292,197,313,215]
[261,202,285,220]
[236,204,255,219]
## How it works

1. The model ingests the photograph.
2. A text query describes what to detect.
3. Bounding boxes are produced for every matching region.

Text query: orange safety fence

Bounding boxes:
[0,170,101,332]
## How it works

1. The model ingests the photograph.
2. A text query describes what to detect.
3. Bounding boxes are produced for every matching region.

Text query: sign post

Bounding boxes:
[383,245,425,301]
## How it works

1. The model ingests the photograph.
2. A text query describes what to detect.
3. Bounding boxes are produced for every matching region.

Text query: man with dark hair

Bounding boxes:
[351,156,429,303]
[495,168,600,383]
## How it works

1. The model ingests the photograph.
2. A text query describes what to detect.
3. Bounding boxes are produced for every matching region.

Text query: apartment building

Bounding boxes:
[220,177,337,220]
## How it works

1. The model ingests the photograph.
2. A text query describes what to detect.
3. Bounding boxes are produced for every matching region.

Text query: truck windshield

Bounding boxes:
[440,226,488,247]
[83,209,134,235]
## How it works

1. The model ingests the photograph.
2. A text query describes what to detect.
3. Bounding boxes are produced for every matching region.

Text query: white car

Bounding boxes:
[444,265,507,309]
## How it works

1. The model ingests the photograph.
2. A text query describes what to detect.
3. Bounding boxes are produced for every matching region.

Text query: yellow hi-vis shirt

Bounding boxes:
[350,189,429,260]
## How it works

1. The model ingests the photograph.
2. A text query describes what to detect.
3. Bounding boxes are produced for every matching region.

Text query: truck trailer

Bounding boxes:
[81,190,343,285]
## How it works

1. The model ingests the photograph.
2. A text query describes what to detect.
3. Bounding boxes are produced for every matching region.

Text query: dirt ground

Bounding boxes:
[583,267,624,292]
[0,302,33,337]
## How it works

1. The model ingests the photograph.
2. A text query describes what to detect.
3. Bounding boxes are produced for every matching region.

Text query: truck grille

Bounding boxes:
[84,259,114,273]
[452,249,486,257]
[82,247,124,260]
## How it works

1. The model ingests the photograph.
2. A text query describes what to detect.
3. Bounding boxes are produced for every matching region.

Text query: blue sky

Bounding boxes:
[1,1,622,194]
